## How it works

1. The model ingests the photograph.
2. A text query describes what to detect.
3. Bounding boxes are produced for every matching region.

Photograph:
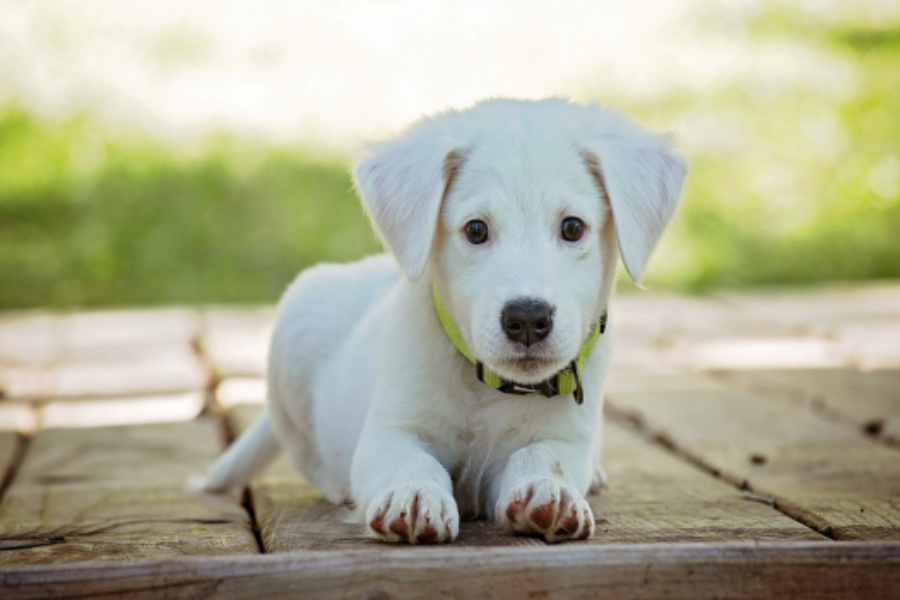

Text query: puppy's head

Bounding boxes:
[354,99,686,384]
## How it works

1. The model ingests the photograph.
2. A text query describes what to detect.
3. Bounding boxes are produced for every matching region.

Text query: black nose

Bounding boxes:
[501,299,554,346]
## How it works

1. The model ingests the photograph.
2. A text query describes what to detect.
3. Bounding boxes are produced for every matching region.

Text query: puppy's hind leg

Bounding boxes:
[203,408,282,492]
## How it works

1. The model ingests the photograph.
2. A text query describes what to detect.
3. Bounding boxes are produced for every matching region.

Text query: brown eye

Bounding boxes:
[465,220,489,244]
[560,217,585,242]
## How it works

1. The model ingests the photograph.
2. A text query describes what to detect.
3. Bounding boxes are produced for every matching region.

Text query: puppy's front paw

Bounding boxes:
[366,484,459,544]
[498,479,594,543]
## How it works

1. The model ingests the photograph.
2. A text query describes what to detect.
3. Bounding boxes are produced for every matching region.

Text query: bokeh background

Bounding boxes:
[1,0,898,309]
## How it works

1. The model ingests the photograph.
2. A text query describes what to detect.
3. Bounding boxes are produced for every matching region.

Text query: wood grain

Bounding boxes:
[228,402,821,552]
[607,383,900,540]
[0,417,258,565]
[0,542,897,600]
[593,420,822,544]
[712,368,900,445]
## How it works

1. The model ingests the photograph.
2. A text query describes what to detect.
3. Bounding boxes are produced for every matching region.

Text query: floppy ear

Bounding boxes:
[582,120,687,284]
[353,119,464,281]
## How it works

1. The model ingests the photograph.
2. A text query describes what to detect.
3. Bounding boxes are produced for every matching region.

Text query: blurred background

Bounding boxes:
[1,0,898,310]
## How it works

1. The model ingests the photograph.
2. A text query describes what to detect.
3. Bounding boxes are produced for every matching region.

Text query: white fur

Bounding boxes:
[204,98,686,543]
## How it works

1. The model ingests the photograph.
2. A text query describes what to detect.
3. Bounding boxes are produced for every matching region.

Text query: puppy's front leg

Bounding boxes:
[494,441,595,543]
[352,427,459,544]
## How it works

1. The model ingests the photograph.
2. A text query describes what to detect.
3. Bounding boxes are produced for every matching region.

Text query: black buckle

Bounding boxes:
[478,362,559,398]
[570,359,584,405]
[497,376,559,398]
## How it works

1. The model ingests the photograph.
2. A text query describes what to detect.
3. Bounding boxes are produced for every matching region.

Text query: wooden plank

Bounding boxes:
[228,402,820,552]
[595,420,822,543]
[215,377,266,408]
[0,363,53,401]
[0,431,19,489]
[0,313,58,365]
[710,283,900,370]
[713,282,900,335]
[0,542,898,599]
[57,308,200,361]
[607,382,900,540]
[0,399,38,433]
[50,347,208,399]
[201,308,274,379]
[40,391,206,429]
[833,320,900,369]
[612,291,852,372]
[712,369,900,445]
[0,417,258,565]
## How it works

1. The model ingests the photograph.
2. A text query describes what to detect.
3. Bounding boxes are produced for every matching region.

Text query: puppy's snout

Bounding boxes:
[501,299,554,347]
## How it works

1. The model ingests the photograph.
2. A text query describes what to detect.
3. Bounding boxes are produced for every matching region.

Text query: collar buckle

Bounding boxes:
[570,359,584,405]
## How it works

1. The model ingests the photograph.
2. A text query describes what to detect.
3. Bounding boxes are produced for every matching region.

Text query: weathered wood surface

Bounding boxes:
[1,542,898,600]
[201,307,274,379]
[0,418,258,565]
[712,368,900,445]
[607,376,900,540]
[610,282,900,372]
[228,402,822,552]
[0,282,898,598]
[40,391,206,429]
[0,308,204,401]
[0,431,19,489]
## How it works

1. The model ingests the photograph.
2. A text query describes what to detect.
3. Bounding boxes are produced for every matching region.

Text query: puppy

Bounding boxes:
[204,98,686,543]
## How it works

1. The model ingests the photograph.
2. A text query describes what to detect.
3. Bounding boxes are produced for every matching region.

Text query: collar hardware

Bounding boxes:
[434,286,605,405]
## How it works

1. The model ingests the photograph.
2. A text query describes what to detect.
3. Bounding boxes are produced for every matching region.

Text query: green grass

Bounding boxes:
[622,6,900,290]
[0,111,380,308]
[1,5,899,309]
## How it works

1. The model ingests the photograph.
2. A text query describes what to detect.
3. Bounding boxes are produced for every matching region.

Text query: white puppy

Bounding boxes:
[205,98,686,544]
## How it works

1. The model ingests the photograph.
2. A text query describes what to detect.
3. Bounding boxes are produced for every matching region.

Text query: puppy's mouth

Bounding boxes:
[500,355,557,372]
[493,350,567,382]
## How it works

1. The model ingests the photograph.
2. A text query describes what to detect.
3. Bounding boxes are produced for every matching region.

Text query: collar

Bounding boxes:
[432,286,607,405]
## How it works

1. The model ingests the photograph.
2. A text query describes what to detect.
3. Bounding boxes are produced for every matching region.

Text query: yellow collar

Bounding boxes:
[432,286,606,405]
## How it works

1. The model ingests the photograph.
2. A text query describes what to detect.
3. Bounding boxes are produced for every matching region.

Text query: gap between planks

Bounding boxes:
[224,402,823,552]
[604,374,900,541]
[213,400,266,555]
[603,403,835,541]
[0,434,30,506]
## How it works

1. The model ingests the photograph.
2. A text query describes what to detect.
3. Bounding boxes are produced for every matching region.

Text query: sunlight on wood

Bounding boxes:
[680,337,845,370]
[216,377,267,407]
[41,391,205,429]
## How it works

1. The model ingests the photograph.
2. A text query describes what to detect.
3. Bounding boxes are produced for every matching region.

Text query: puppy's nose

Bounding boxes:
[501,299,554,346]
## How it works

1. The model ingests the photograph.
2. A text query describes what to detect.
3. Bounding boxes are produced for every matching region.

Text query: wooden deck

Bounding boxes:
[0,283,898,598]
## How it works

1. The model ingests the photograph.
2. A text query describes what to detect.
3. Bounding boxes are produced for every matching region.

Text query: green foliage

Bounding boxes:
[1,4,898,308]
[0,111,380,308]
[625,6,900,289]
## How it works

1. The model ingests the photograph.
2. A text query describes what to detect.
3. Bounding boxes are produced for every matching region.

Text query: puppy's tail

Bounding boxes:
[203,408,281,492]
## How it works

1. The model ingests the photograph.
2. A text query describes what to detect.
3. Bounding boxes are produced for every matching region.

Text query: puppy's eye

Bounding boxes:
[560,217,585,242]
[465,220,489,244]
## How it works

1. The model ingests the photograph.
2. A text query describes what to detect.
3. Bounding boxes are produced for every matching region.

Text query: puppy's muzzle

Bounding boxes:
[501,299,554,347]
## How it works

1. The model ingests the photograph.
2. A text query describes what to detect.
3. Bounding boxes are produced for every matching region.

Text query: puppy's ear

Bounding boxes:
[581,116,687,284]
[353,120,464,281]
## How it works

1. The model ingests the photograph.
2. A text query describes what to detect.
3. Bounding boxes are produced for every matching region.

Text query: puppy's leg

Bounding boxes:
[352,428,459,544]
[493,441,595,543]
